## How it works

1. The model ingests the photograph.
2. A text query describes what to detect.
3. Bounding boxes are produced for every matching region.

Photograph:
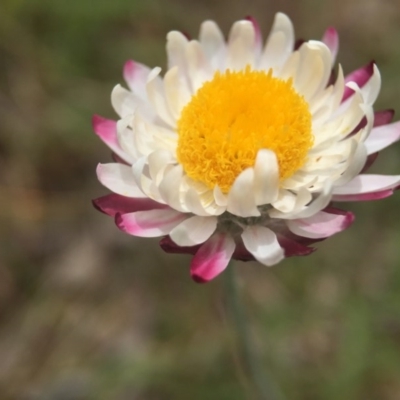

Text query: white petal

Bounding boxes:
[259,13,294,72]
[227,168,260,217]
[270,181,333,219]
[169,216,217,246]
[319,89,365,140]
[333,141,367,187]
[270,189,296,213]
[253,149,279,205]
[186,40,213,91]
[148,149,176,185]
[111,84,139,118]
[158,164,187,212]
[96,163,145,198]
[362,64,381,105]
[290,181,333,219]
[294,41,332,101]
[241,226,284,266]
[146,67,175,127]
[199,20,226,70]
[116,116,139,160]
[132,112,177,157]
[167,31,189,71]
[279,51,300,80]
[164,66,192,119]
[132,157,162,201]
[132,113,156,157]
[213,185,228,207]
[183,188,212,216]
[227,21,256,70]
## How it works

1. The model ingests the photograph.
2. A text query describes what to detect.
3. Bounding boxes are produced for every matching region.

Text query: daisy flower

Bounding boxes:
[93,13,400,283]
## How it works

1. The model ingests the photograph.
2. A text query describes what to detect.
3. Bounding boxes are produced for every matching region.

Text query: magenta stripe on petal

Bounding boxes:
[160,236,256,262]
[112,153,130,165]
[343,61,374,102]
[159,236,201,256]
[373,109,395,127]
[160,232,316,262]
[93,194,167,217]
[231,240,255,262]
[245,16,262,48]
[190,233,235,283]
[277,234,316,257]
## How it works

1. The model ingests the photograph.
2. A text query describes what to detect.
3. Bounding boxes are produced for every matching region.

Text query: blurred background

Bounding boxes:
[1,0,400,399]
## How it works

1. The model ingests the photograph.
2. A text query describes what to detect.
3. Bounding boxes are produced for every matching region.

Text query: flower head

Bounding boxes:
[93,13,400,283]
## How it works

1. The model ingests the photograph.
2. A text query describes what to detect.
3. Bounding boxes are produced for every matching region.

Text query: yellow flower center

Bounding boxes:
[176,67,313,193]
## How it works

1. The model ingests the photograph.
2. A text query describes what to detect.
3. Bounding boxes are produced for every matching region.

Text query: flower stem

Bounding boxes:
[224,263,284,400]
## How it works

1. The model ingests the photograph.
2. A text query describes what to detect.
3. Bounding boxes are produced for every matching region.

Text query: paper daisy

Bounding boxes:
[93,13,400,282]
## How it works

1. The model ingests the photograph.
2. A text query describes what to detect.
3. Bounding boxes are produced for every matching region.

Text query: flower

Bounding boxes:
[93,13,400,283]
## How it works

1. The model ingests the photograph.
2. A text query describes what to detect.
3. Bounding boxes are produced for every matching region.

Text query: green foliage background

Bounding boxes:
[1,0,400,399]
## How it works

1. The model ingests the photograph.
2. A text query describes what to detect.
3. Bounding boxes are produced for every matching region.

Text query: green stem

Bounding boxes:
[224,263,284,400]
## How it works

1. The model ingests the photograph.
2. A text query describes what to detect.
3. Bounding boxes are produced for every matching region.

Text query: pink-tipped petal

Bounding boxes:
[287,210,354,239]
[365,121,400,155]
[373,109,395,127]
[332,174,400,196]
[92,115,133,164]
[93,194,167,217]
[343,61,374,102]
[322,27,339,65]
[245,16,262,53]
[241,226,284,266]
[116,209,188,237]
[123,60,151,99]
[190,233,235,283]
[332,189,395,202]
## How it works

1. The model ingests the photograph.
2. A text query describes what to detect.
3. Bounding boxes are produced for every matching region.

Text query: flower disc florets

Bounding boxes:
[177,67,313,193]
[93,13,400,282]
